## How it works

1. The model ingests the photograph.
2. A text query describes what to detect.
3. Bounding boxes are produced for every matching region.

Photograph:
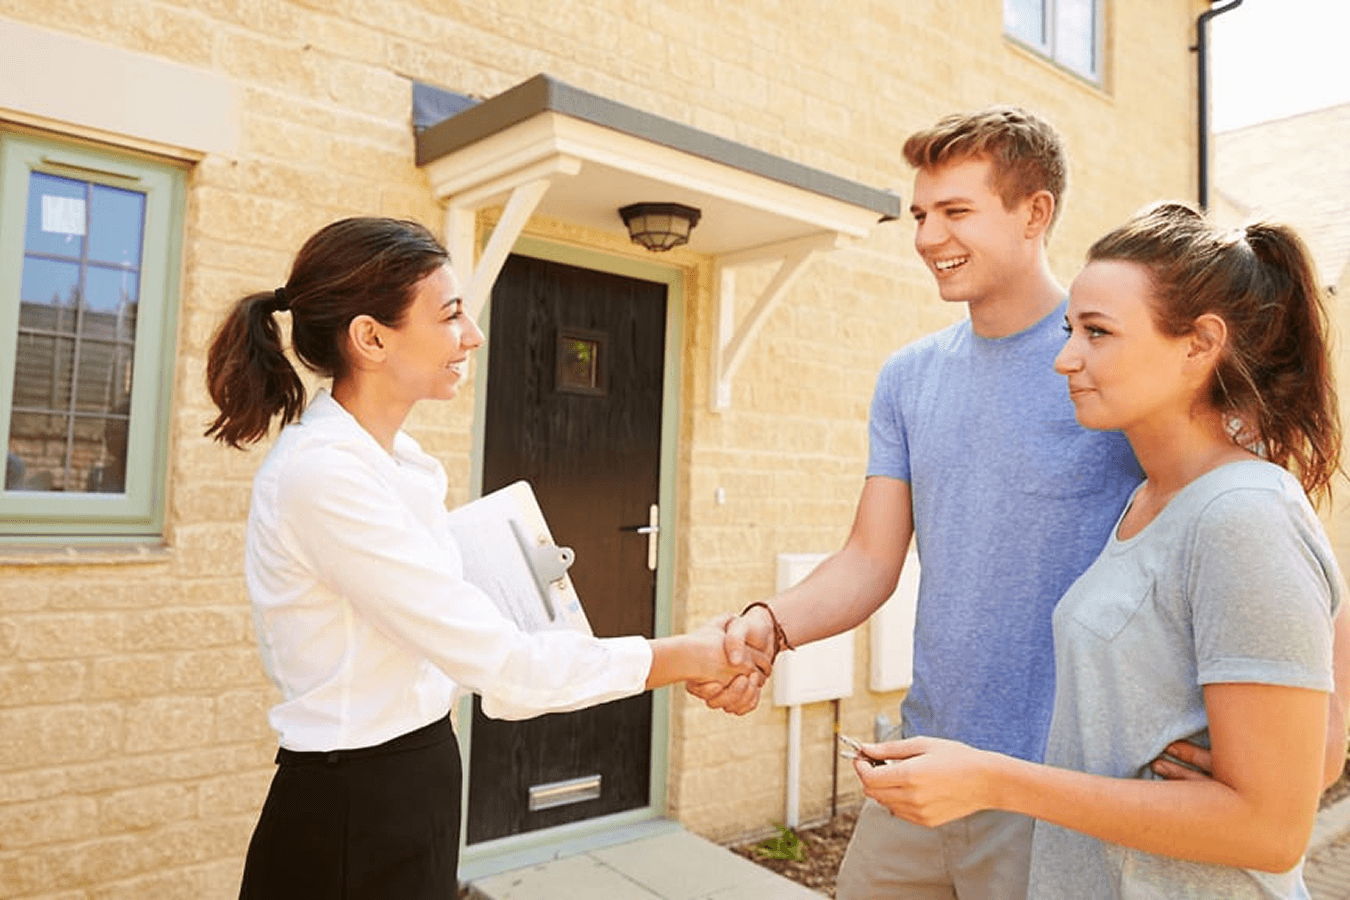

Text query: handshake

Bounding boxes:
[656,603,789,715]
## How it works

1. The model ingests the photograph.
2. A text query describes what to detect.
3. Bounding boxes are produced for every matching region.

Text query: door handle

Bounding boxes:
[618,503,659,570]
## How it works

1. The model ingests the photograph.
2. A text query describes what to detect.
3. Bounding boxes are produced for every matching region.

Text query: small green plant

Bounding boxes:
[754,824,807,862]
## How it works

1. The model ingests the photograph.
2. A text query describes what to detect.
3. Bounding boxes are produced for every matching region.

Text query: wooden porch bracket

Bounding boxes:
[709,232,852,412]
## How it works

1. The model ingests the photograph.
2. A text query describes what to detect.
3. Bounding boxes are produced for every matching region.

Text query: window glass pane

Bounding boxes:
[8,163,146,498]
[88,184,145,268]
[7,411,67,492]
[11,333,75,413]
[20,256,81,328]
[1055,0,1097,76]
[85,265,139,314]
[1005,0,1047,47]
[25,171,86,259]
[72,414,127,493]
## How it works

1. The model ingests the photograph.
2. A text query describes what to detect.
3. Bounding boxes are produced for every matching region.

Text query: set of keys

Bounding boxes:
[837,732,890,767]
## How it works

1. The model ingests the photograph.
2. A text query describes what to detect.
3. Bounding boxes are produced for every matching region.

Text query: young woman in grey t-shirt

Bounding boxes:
[846,202,1346,899]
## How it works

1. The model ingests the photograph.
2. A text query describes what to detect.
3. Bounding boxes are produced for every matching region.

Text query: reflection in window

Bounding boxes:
[1004,0,1100,82]
[556,329,606,396]
[8,170,142,494]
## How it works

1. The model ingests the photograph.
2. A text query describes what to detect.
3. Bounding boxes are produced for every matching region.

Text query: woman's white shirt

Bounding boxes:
[244,390,652,752]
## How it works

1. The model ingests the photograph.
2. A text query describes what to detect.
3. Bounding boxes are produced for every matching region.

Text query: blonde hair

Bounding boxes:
[903,106,1067,231]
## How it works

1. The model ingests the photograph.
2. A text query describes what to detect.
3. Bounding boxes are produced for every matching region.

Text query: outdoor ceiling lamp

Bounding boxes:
[619,202,702,252]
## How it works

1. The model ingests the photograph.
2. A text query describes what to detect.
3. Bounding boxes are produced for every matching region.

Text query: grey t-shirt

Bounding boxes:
[1028,460,1340,899]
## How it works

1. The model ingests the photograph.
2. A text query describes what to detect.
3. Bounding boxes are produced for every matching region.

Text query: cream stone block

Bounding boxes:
[11,612,126,660]
[0,796,98,849]
[47,579,175,611]
[38,833,149,891]
[98,783,195,834]
[122,607,246,653]
[88,654,174,700]
[0,766,66,805]
[171,482,252,530]
[122,698,215,754]
[213,688,279,743]
[197,770,271,819]
[83,866,210,900]
[0,848,51,900]
[0,579,49,612]
[169,525,248,580]
[0,660,85,707]
[0,703,123,771]
[170,648,266,693]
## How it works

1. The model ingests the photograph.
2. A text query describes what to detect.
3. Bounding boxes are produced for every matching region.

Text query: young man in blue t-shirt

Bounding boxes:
[694,107,1140,899]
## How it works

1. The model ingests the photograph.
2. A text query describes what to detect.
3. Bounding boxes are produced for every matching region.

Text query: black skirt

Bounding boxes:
[239,715,462,900]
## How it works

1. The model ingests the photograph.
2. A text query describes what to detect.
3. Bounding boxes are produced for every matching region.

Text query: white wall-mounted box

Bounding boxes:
[771,553,854,707]
[870,548,919,692]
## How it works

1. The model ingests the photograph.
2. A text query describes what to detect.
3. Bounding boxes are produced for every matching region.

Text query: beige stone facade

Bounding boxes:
[1,1,1207,896]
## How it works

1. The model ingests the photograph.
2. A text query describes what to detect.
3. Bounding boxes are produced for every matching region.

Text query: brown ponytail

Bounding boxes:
[204,217,449,448]
[1088,202,1341,503]
[204,292,305,448]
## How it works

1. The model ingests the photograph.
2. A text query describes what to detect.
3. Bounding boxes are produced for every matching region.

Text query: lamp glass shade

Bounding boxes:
[619,202,702,252]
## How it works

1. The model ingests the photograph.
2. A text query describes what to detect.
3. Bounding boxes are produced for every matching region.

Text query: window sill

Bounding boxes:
[0,541,173,567]
[1003,36,1108,98]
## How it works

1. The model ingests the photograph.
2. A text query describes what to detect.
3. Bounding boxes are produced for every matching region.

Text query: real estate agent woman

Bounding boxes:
[205,217,762,900]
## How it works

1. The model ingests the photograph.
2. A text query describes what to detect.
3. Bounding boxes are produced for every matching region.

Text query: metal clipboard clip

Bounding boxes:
[509,518,575,622]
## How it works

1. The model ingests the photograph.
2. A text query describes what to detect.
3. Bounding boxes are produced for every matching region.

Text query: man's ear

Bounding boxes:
[346,315,387,366]
[1188,313,1228,364]
[1024,190,1055,240]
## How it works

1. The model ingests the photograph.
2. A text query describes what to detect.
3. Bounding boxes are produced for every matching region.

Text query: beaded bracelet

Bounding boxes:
[740,601,796,659]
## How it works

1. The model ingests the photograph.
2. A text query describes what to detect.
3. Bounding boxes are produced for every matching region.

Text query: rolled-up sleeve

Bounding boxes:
[275,445,651,719]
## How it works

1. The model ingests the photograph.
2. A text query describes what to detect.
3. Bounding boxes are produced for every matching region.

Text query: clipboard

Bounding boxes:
[443,480,592,635]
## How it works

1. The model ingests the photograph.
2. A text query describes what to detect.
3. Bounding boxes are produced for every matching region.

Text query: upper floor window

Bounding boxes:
[0,129,185,541]
[1005,0,1102,82]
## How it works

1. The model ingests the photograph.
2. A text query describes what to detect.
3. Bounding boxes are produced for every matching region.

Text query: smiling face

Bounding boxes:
[909,156,1042,309]
[1054,259,1205,433]
[379,264,483,402]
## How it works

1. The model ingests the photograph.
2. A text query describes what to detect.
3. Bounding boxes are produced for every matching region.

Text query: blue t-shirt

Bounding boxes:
[867,302,1141,761]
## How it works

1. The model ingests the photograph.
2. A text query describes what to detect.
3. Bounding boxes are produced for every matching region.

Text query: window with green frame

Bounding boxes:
[0,129,185,540]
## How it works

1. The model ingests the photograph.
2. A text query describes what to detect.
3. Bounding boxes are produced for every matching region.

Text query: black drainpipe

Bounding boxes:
[1193,0,1244,210]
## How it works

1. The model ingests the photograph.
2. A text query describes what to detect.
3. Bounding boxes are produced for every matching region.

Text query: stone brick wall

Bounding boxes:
[0,0,1207,895]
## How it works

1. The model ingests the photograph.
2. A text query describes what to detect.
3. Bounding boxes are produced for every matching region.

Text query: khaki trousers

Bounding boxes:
[836,799,1033,900]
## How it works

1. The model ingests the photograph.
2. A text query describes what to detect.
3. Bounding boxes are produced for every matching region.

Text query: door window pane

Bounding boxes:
[7,166,145,496]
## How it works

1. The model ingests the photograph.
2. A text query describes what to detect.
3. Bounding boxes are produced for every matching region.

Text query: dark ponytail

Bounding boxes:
[204,217,449,448]
[1088,202,1341,503]
[204,291,305,448]
[1234,222,1340,502]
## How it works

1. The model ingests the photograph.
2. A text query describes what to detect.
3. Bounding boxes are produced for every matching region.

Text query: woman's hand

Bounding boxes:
[645,614,770,691]
[852,736,1001,827]
[687,607,776,715]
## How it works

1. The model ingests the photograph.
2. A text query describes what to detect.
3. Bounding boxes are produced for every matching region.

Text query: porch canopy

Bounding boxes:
[414,74,900,410]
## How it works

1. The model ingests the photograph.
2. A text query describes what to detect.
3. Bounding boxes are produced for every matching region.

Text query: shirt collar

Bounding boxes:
[303,389,441,478]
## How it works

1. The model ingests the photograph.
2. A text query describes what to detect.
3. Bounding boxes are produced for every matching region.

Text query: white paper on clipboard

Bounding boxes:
[443,480,593,635]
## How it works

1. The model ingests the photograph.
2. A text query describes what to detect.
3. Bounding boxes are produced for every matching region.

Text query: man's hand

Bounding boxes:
[1150,740,1214,782]
[686,606,776,715]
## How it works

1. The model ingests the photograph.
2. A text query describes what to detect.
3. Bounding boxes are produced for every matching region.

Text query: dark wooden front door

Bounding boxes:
[466,253,667,844]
